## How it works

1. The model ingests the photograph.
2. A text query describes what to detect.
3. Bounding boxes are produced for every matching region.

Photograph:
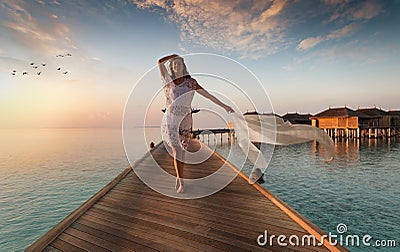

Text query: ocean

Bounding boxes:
[0,128,399,251]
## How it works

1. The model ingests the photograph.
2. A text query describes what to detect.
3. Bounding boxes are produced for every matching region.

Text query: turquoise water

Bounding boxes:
[1,129,399,251]
[0,128,159,251]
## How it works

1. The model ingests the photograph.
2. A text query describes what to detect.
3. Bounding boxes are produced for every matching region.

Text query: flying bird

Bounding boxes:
[33,66,38,69]
[30,63,34,65]
[12,72,16,75]
[56,53,72,57]
[37,72,41,75]
[22,72,28,75]
[57,67,61,70]
[42,63,46,66]
[63,71,68,74]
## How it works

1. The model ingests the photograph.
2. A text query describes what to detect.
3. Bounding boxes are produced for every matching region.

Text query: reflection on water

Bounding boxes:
[0,128,160,251]
[215,138,399,252]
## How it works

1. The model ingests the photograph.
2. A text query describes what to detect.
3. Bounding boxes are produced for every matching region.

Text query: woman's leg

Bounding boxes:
[172,146,184,178]
[172,146,185,192]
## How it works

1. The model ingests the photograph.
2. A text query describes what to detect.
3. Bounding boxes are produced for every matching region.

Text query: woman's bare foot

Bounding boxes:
[175,177,180,191]
[176,177,184,193]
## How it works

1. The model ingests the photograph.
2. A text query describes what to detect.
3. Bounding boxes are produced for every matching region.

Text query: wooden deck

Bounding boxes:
[27,142,348,252]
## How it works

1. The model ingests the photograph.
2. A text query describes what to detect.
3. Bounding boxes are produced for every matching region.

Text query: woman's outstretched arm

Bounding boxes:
[158,54,178,79]
[195,82,234,113]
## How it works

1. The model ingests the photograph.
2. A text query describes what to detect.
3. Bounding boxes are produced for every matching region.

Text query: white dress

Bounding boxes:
[161,74,197,149]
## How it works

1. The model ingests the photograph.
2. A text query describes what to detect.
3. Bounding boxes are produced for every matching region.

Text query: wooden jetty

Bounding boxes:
[27,142,348,252]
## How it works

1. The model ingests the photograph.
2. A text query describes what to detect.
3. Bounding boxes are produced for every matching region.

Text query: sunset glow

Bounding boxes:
[1,0,399,128]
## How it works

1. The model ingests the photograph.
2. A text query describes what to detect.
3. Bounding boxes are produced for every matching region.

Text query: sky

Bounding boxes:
[1,0,399,128]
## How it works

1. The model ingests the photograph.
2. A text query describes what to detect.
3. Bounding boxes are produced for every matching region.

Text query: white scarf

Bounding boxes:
[230,113,334,183]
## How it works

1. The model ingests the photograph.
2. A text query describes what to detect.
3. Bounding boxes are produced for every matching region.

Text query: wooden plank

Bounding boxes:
[73,223,228,251]
[92,200,321,252]
[113,183,291,213]
[49,238,85,252]
[83,209,268,252]
[71,221,161,252]
[93,200,328,252]
[86,207,234,252]
[99,190,307,233]
[57,232,110,252]
[64,227,137,252]
[75,217,181,252]
[83,209,220,252]
[108,183,296,220]
[78,214,203,252]
[42,246,61,252]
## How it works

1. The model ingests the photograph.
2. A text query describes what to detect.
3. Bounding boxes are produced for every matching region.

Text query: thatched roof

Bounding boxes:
[282,112,311,119]
[388,110,400,116]
[357,107,388,117]
[282,112,312,123]
[243,111,282,118]
[310,107,359,119]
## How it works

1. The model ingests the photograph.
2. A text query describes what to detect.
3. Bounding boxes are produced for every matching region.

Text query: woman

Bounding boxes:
[158,54,234,193]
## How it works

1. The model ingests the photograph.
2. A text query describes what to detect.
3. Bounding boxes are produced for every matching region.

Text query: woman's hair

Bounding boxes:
[169,56,190,80]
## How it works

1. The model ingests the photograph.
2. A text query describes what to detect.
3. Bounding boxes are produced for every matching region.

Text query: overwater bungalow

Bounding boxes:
[357,107,392,138]
[310,106,400,139]
[310,107,360,138]
[282,112,312,125]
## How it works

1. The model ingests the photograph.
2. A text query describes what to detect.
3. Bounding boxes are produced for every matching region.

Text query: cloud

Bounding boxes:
[297,36,324,51]
[133,0,291,58]
[288,37,392,72]
[134,0,384,58]
[326,0,383,22]
[0,0,73,56]
[298,22,359,51]
[326,22,358,39]
[323,0,349,5]
[351,1,382,20]
[298,1,383,52]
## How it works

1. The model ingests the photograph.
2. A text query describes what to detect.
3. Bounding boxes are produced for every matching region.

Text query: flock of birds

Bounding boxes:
[11,53,72,76]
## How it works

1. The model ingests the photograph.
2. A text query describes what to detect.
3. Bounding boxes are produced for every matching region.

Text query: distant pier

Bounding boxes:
[192,128,235,146]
